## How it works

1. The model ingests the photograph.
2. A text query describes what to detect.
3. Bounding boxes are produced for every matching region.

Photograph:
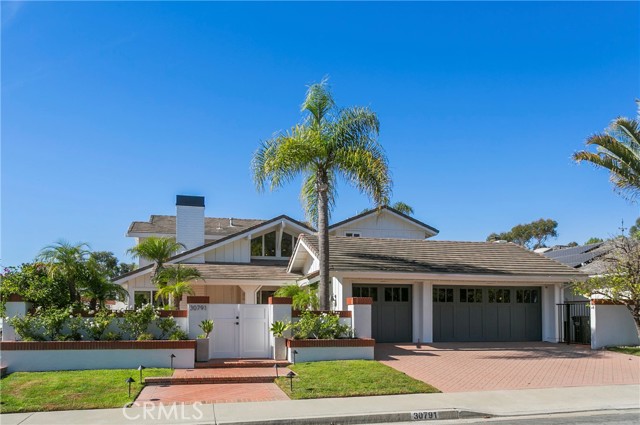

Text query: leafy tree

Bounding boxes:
[0,263,70,311]
[89,251,135,279]
[37,240,91,303]
[567,242,579,247]
[629,218,640,240]
[586,237,604,245]
[126,237,185,285]
[154,265,201,310]
[252,79,392,309]
[573,101,640,202]
[487,218,558,250]
[572,236,640,341]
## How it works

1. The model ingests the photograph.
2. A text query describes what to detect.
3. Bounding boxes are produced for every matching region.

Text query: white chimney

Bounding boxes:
[176,195,205,263]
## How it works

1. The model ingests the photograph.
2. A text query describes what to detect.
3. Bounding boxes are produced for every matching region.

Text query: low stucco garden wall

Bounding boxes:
[591,303,640,349]
[0,340,195,372]
[287,338,375,363]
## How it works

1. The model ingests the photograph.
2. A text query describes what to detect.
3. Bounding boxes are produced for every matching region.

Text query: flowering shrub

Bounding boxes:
[66,314,84,341]
[156,316,179,339]
[40,307,70,341]
[290,311,353,339]
[85,309,115,341]
[120,304,159,340]
[168,329,188,340]
[7,313,45,341]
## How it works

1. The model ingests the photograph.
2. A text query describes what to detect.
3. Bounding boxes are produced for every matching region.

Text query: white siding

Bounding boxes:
[330,211,426,239]
[204,239,250,262]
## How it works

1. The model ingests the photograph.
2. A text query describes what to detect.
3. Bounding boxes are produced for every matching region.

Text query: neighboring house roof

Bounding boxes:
[127,215,266,238]
[328,205,439,236]
[189,260,299,281]
[292,235,584,278]
[542,242,612,273]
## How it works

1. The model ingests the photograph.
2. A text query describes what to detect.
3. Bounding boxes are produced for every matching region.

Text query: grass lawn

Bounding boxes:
[275,360,439,399]
[608,346,640,356]
[0,368,173,413]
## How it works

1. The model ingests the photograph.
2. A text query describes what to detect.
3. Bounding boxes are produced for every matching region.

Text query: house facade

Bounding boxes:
[115,195,586,352]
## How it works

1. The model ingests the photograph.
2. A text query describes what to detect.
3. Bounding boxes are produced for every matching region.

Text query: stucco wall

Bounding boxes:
[591,304,640,349]
[288,346,374,363]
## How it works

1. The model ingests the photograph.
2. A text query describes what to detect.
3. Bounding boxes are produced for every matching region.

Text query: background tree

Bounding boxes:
[0,263,70,312]
[80,259,129,310]
[629,217,640,240]
[89,251,135,279]
[573,101,640,202]
[37,240,91,303]
[252,79,392,310]
[585,237,605,245]
[486,218,558,250]
[154,265,201,310]
[572,236,640,341]
[361,201,415,216]
[274,283,319,311]
[126,237,185,285]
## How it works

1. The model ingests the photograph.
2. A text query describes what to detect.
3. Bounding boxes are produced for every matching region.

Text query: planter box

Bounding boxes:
[274,337,287,360]
[196,338,210,362]
[286,338,375,363]
[0,340,196,372]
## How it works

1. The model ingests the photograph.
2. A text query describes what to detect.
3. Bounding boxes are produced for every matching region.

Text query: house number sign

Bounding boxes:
[189,305,207,311]
[410,411,439,421]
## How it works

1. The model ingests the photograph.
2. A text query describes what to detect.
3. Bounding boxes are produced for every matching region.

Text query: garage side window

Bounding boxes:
[488,289,511,303]
[433,288,453,303]
[516,289,539,303]
[460,288,482,303]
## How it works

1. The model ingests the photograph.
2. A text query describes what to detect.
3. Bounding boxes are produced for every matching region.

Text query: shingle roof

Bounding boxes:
[298,235,584,277]
[128,215,266,238]
[191,260,299,281]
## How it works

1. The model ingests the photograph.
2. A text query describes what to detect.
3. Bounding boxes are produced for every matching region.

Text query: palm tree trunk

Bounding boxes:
[317,172,331,311]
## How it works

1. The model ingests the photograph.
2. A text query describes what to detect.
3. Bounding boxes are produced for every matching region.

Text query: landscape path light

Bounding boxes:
[125,377,135,398]
[137,365,146,383]
[170,354,176,369]
[286,371,297,392]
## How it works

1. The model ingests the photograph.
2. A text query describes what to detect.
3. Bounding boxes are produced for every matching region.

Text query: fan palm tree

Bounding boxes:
[252,79,392,310]
[155,265,201,310]
[361,201,415,216]
[126,237,185,284]
[573,102,640,202]
[38,240,91,303]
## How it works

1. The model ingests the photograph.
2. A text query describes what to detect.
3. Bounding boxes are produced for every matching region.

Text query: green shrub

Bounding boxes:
[137,332,154,341]
[103,331,122,341]
[121,304,158,340]
[199,319,214,338]
[85,309,115,341]
[168,329,188,340]
[65,315,84,341]
[290,311,352,339]
[156,317,179,339]
[39,307,70,341]
[270,320,288,337]
[7,313,45,341]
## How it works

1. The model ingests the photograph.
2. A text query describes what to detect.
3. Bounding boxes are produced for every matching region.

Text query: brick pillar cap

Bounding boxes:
[187,296,209,304]
[347,297,373,305]
[268,297,293,305]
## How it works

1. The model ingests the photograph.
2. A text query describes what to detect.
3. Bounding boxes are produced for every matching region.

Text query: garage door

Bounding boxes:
[433,286,541,342]
[353,284,412,343]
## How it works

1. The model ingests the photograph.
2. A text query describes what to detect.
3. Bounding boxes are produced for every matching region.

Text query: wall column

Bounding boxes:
[347,297,372,339]
[268,297,292,359]
[422,281,433,343]
[239,285,261,304]
[2,296,32,341]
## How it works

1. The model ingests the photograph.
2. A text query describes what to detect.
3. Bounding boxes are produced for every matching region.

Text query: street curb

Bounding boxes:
[217,409,490,425]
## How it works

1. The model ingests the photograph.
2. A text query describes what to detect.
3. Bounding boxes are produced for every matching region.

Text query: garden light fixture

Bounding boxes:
[170,354,176,369]
[125,377,135,398]
[286,371,297,392]
[137,365,146,383]
[293,349,298,364]
[274,363,279,378]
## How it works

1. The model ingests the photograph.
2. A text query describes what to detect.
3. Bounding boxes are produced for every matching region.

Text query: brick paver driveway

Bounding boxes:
[375,342,640,392]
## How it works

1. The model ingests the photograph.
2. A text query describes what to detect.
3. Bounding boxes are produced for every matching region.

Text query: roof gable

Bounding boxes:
[328,206,439,237]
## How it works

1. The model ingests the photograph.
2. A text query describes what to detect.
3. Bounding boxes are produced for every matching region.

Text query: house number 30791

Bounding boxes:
[189,305,207,311]
[411,411,439,420]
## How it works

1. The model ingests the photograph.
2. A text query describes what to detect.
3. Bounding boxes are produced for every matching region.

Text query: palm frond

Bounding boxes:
[301,77,335,127]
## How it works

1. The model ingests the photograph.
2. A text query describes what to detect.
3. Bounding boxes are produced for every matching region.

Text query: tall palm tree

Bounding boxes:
[38,240,91,303]
[573,102,640,202]
[155,265,201,310]
[361,201,415,216]
[252,79,392,309]
[126,237,185,284]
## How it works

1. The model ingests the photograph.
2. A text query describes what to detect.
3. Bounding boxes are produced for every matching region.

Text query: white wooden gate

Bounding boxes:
[208,304,270,359]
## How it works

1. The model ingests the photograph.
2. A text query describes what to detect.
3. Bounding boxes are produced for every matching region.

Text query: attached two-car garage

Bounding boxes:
[354,284,542,343]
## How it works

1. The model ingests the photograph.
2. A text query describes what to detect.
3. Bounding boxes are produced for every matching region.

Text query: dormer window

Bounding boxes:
[281,233,298,257]
[345,232,361,237]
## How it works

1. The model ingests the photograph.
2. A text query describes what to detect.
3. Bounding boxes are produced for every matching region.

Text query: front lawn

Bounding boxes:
[608,346,640,356]
[0,368,172,413]
[275,360,439,399]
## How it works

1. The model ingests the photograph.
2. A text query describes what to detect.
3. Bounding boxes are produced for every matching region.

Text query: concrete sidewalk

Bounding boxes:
[2,384,639,425]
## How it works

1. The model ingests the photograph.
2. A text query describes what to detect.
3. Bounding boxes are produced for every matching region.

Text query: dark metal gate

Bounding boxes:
[557,302,591,344]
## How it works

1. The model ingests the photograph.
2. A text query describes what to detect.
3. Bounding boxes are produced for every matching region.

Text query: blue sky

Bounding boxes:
[2,1,639,266]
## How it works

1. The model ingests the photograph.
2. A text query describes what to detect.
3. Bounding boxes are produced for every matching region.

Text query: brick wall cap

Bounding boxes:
[347,297,373,305]
[268,297,293,305]
[187,296,210,304]
[286,338,375,348]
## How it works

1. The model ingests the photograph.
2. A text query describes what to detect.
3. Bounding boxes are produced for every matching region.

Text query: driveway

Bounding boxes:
[375,342,640,392]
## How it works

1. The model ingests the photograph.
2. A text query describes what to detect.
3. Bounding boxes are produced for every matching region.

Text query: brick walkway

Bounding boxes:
[376,342,640,393]
[135,383,289,404]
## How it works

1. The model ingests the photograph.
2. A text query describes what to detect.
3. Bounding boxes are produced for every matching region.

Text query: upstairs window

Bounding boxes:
[345,232,361,237]
[281,233,298,257]
[251,231,276,257]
